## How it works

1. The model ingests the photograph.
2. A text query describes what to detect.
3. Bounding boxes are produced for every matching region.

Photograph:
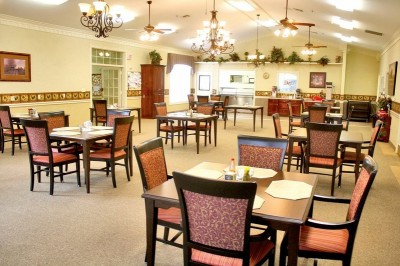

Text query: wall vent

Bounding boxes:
[365,29,383,36]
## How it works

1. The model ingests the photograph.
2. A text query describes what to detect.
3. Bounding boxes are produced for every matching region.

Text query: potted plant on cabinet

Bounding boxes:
[149,50,162,65]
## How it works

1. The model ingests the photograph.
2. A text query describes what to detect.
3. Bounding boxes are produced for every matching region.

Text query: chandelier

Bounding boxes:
[78,0,124,38]
[191,0,235,61]
[247,14,266,67]
[274,0,298,38]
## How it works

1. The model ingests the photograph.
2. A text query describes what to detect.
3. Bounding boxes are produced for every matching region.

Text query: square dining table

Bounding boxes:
[49,127,114,193]
[142,162,318,266]
[287,127,364,179]
[223,105,264,132]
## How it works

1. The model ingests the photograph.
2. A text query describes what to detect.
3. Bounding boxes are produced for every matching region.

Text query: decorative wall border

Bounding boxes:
[255,91,377,102]
[391,101,400,114]
[127,90,169,97]
[0,91,90,104]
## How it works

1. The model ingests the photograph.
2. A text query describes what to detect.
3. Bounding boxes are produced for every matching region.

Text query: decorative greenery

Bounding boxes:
[149,50,162,65]
[229,52,240,61]
[377,95,392,111]
[317,56,330,66]
[217,57,230,63]
[269,46,285,63]
[244,52,249,60]
[287,51,304,64]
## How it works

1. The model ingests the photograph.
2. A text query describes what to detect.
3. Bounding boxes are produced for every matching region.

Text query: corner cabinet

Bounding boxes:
[141,64,165,118]
[267,98,302,116]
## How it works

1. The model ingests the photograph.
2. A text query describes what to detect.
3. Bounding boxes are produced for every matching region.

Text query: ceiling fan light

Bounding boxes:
[274,29,281,36]
[291,29,297,36]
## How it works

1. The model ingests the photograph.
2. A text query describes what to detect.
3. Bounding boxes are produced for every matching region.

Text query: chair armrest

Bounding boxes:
[313,194,351,204]
[305,218,356,230]
[167,174,173,180]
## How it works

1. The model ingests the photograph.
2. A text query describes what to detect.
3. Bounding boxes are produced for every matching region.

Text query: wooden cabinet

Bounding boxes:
[267,98,301,116]
[141,64,165,118]
[347,100,371,122]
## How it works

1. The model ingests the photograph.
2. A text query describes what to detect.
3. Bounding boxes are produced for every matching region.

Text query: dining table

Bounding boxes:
[223,105,264,132]
[300,111,343,125]
[287,127,364,179]
[49,126,115,193]
[90,106,141,133]
[142,161,318,266]
[155,111,218,154]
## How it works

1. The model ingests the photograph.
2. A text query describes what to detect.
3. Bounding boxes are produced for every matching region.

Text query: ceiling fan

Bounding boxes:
[275,0,311,37]
[293,24,327,50]
[126,1,172,40]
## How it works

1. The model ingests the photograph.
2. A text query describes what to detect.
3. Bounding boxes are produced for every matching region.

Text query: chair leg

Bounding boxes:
[30,164,35,191]
[124,156,130,182]
[111,162,117,188]
[76,161,81,187]
[49,168,55,195]
[331,168,337,196]
[279,234,288,266]
[59,166,64,182]
[11,136,15,156]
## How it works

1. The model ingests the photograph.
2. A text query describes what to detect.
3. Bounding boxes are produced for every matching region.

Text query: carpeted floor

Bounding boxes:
[0,113,399,266]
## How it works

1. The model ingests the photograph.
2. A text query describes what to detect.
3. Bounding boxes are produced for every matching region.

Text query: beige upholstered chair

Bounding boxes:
[0,105,26,155]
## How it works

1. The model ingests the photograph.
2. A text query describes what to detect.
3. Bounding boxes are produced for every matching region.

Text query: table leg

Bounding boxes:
[137,109,142,133]
[156,119,161,137]
[286,226,300,266]
[233,109,237,126]
[214,117,217,147]
[354,143,361,182]
[129,131,133,176]
[287,138,294,172]
[196,121,200,154]
[144,199,158,266]
[253,110,256,132]
[261,108,264,128]
[224,108,227,129]
[82,141,91,193]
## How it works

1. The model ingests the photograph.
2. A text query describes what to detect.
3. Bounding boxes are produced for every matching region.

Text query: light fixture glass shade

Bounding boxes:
[79,3,91,13]
[301,49,316,55]
[93,1,106,11]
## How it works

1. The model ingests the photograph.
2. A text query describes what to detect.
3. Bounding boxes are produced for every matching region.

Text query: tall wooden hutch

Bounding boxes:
[140,64,165,118]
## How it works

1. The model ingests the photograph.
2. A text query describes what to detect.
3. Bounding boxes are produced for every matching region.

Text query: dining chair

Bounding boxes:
[342,106,354,131]
[237,135,287,171]
[20,119,81,195]
[287,102,302,133]
[173,171,276,266]
[154,102,184,149]
[92,99,107,126]
[279,155,378,266]
[0,105,26,155]
[210,94,221,101]
[186,102,214,146]
[272,113,303,172]
[89,116,133,188]
[187,94,197,112]
[215,95,229,119]
[339,120,382,185]
[308,105,328,123]
[197,95,209,103]
[38,111,69,131]
[133,137,182,252]
[304,122,343,196]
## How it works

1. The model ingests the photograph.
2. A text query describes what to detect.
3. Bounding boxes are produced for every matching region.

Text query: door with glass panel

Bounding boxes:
[101,67,121,106]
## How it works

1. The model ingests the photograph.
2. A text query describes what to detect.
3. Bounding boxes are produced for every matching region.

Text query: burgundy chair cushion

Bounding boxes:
[33,153,77,164]
[299,225,349,254]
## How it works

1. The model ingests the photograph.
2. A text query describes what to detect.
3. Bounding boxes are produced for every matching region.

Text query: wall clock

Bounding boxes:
[263,72,270,79]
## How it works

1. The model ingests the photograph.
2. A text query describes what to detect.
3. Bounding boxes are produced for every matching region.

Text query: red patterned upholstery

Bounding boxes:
[239,144,283,171]
[186,102,214,146]
[20,119,80,195]
[133,137,183,254]
[93,99,107,125]
[107,109,131,127]
[89,116,133,188]
[308,106,327,123]
[174,171,275,266]
[0,106,26,155]
[280,155,378,266]
[154,102,184,149]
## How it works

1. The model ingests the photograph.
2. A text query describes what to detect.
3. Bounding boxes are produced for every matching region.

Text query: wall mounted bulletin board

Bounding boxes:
[0,51,31,82]
[387,61,397,96]
[198,75,211,91]
[309,72,326,88]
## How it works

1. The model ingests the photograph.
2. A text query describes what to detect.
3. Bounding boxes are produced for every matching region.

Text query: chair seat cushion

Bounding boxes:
[343,151,366,162]
[33,153,77,164]
[159,125,184,132]
[186,124,210,130]
[158,207,181,225]
[299,225,349,254]
[287,145,302,156]
[90,148,126,159]
[191,235,274,266]
[309,156,342,166]
[3,128,25,136]
[96,117,107,122]
[290,121,301,126]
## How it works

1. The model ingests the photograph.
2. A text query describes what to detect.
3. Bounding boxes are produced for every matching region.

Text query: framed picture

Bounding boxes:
[127,71,141,90]
[198,75,211,91]
[309,72,326,88]
[387,61,397,96]
[0,51,31,82]
[278,72,298,92]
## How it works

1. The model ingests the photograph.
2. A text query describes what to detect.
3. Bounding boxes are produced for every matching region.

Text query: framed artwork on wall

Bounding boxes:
[128,71,141,90]
[277,72,298,92]
[387,61,397,96]
[309,72,326,88]
[198,75,211,91]
[92,74,102,96]
[0,51,31,82]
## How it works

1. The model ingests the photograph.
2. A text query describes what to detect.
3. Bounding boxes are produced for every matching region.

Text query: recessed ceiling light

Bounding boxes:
[32,0,69,5]
[332,16,355,30]
[260,19,278,28]
[335,33,355,43]
[225,0,255,12]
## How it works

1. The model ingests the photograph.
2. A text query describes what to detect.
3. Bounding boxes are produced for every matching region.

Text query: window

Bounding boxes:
[169,64,191,104]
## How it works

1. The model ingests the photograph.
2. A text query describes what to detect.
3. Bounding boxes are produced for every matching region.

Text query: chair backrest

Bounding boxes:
[322,100,336,107]
[134,137,169,191]
[223,95,230,106]
[210,94,221,101]
[306,122,342,160]
[272,113,284,138]
[38,111,68,132]
[188,94,196,109]
[93,99,107,117]
[112,116,134,151]
[308,105,328,123]
[154,102,167,116]
[287,102,294,117]
[347,105,354,120]
[107,109,131,127]
[173,171,256,265]
[0,105,13,130]
[197,95,209,103]
[367,120,383,156]
[196,102,214,115]
[237,135,287,171]
[20,119,52,157]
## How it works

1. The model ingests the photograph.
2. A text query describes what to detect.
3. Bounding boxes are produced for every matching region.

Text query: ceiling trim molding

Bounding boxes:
[0,14,190,55]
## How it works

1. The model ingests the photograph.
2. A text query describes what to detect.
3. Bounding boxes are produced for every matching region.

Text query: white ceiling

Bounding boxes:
[1,0,400,53]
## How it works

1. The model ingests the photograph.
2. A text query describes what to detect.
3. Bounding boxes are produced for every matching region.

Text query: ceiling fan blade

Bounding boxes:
[153,29,165,34]
[313,45,327,48]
